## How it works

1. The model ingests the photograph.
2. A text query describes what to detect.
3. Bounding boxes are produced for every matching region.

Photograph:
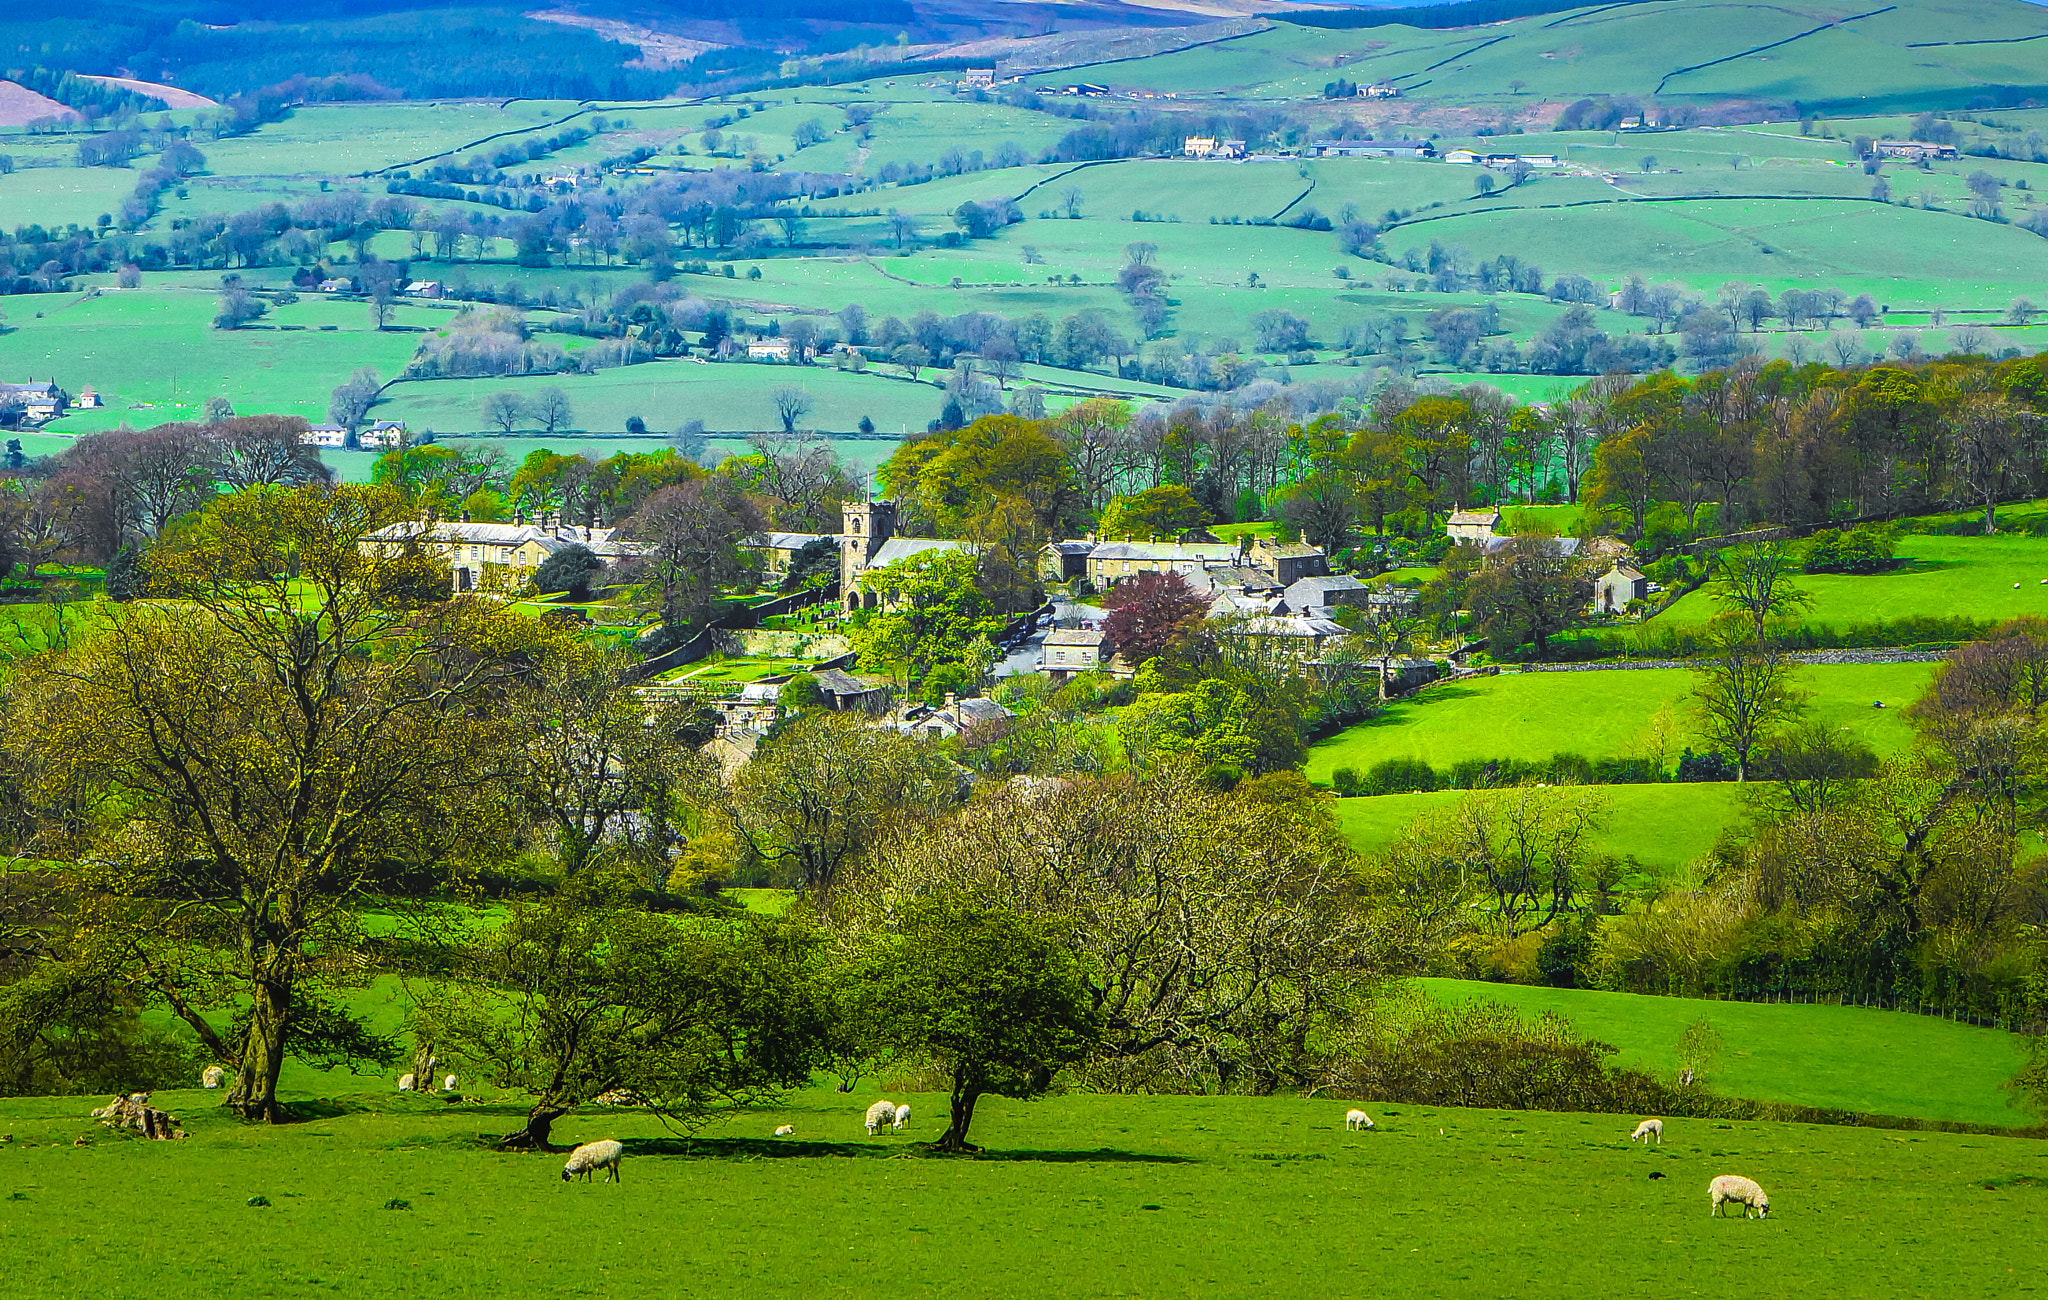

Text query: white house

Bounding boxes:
[1042,627,1106,680]
[300,424,348,448]
[1595,564,1649,613]
[1445,508,1501,543]
[747,337,794,362]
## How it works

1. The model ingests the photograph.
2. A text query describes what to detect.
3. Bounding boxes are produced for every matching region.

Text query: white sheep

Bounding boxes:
[1631,1119,1663,1144]
[1709,1174,1769,1219]
[1345,1108,1374,1131]
[442,1074,458,1092]
[864,1099,897,1135]
[774,1124,795,1137]
[892,1103,911,1131]
[397,1073,416,1092]
[562,1139,625,1184]
[201,1066,225,1090]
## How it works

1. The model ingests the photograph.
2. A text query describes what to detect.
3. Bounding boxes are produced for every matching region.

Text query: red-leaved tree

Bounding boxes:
[1101,570,1207,666]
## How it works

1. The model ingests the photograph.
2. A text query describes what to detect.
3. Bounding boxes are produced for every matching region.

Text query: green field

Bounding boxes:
[1659,532,2048,628]
[0,1081,2041,1300]
[1304,662,1936,783]
[1335,783,1746,873]
[1419,980,2033,1128]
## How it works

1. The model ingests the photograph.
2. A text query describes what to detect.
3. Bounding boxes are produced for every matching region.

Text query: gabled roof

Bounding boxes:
[1088,541,1236,563]
[1447,509,1501,526]
[814,668,882,696]
[1285,575,1368,601]
[1226,615,1347,638]
[749,531,830,551]
[1044,628,1105,646]
[1605,565,1646,581]
[868,537,971,568]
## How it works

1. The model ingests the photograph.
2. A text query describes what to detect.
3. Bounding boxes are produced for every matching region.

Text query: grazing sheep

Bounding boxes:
[201,1066,225,1090]
[562,1139,625,1184]
[892,1103,911,1131]
[442,1074,457,1092]
[1345,1109,1374,1131]
[1631,1119,1663,1144]
[774,1125,795,1137]
[397,1074,416,1092]
[1709,1174,1770,1219]
[864,1099,897,1135]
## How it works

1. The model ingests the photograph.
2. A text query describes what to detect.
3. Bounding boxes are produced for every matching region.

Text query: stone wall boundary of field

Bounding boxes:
[1518,647,1950,672]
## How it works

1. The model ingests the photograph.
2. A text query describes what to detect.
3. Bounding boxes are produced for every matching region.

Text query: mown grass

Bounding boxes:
[1,1081,2042,1300]
[1304,661,1934,783]
[1334,783,1746,877]
[1657,532,2048,628]
[1419,979,2034,1128]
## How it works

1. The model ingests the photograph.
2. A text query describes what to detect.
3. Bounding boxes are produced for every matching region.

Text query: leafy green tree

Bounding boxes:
[532,543,603,600]
[848,549,1005,696]
[4,485,545,1122]
[419,880,834,1148]
[855,895,1102,1152]
[1098,485,1206,540]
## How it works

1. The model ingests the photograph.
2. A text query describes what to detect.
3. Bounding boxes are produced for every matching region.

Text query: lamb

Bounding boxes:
[864,1099,897,1135]
[892,1103,911,1131]
[1631,1119,1663,1145]
[774,1125,795,1137]
[1345,1109,1374,1131]
[442,1074,458,1092]
[201,1066,225,1090]
[397,1073,416,1092]
[1709,1174,1770,1219]
[562,1139,625,1184]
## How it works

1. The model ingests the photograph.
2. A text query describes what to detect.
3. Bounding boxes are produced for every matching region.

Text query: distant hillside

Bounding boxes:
[1078,0,2048,110]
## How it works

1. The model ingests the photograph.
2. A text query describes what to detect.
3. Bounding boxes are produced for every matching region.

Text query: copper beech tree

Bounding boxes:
[5,484,561,1122]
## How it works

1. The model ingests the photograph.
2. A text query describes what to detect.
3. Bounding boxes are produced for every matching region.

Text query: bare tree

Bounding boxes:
[770,384,813,435]
[532,386,574,436]
[1059,185,1084,219]
[213,416,330,491]
[981,337,1020,390]
[482,390,527,434]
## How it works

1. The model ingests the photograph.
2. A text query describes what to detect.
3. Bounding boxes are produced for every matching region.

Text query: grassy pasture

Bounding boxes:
[0,1083,2042,1300]
[1333,783,1746,877]
[1657,532,2048,628]
[1419,979,2033,1128]
[1303,661,1935,782]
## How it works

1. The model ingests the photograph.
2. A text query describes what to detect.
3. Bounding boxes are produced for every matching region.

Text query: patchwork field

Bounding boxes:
[1658,532,2048,628]
[1303,662,1936,783]
[1334,783,1747,875]
[1419,980,2034,1128]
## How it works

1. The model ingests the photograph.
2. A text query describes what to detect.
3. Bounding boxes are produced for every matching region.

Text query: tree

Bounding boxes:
[1465,537,1590,658]
[728,712,958,899]
[1689,623,1809,780]
[620,480,762,630]
[855,896,1102,1152]
[1098,485,1206,540]
[329,367,383,434]
[1102,570,1209,666]
[212,274,265,330]
[532,542,604,600]
[482,390,527,435]
[1711,542,1812,646]
[1060,185,1084,219]
[892,343,930,381]
[771,384,812,435]
[3,485,542,1122]
[2009,297,2040,327]
[533,386,574,435]
[211,415,328,491]
[847,548,1006,696]
[0,478,80,579]
[886,209,918,249]
[419,882,831,1148]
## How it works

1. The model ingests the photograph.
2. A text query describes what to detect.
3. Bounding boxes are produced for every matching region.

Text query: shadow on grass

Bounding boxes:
[622,1136,1193,1164]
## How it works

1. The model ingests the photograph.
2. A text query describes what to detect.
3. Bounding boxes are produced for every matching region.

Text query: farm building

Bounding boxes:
[1039,538,1096,582]
[1445,508,1501,542]
[357,420,406,449]
[299,424,348,448]
[404,281,444,299]
[1873,140,1959,161]
[1182,137,1247,159]
[1442,148,1481,165]
[1041,627,1107,680]
[1595,564,1649,613]
[1309,139,1434,158]
[319,278,350,292]
[1,381,68,423]
[1362,83,1400,98]
[962,68,995,87]
[747,337,795,362]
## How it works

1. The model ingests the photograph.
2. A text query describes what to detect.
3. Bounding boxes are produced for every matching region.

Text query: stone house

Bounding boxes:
[1041,627,1106,680]
[1594,565,1649,613]
[1446,508,1500,543]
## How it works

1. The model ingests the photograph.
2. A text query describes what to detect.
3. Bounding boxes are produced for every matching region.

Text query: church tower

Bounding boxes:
[840,498,898,608]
